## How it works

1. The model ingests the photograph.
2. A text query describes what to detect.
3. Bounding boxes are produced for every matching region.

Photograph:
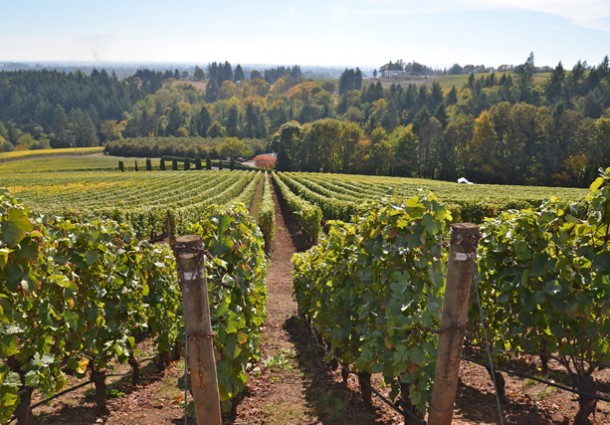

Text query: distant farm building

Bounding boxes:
[382,69,406,78]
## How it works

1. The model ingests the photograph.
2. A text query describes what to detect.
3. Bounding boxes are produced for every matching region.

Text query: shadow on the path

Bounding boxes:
[35,361,182,425]
[455,377,562,425]
[285,316,399,425]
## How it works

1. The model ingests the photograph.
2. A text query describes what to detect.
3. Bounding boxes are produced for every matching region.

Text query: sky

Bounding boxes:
[3,0,610,70]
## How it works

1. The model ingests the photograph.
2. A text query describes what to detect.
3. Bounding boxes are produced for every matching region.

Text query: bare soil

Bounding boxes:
[25,177,610,424]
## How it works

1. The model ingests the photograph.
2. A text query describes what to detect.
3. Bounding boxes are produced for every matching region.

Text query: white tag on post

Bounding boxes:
[182,271,196,281]
[455,253,469,261]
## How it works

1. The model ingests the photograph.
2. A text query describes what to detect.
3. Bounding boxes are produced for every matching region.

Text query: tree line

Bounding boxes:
[104,136,266,160]
[273,54,610,186]
[0,68,166,150]
[0,62,299,151]
[1,54,610,186]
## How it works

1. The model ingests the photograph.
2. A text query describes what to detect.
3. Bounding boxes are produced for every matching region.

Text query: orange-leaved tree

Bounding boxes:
[253,154,276,170]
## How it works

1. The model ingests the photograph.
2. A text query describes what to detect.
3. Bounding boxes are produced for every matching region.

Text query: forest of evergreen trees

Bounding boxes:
[0,68,169,150]
[1,55,610,187]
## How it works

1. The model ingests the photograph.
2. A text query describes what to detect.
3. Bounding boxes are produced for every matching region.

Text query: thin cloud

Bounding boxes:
[351,0,610,32]
[347,9,441,15]
[469,0,610,32]
[347,1,466,16]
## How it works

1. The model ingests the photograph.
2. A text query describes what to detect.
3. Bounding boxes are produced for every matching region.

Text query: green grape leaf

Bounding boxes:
[1,207,34,248]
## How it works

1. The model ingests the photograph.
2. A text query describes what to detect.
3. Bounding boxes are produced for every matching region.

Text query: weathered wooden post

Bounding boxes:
[173,235,222,425]
[428,223,480,425]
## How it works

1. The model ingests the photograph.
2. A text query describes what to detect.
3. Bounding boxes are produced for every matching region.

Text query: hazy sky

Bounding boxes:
[3,0,610,69]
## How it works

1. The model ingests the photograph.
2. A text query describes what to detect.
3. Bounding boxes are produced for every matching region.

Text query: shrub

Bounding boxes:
[253,154,277,170]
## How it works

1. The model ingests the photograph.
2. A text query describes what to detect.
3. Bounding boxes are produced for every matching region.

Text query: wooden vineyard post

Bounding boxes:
[173,235,222,425]
[428,223,480,425]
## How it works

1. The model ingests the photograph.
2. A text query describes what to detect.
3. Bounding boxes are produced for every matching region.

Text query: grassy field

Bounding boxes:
[0,155,131,173]
[168,79,207,92]
[0,154,180,174]
[365,71,551,92]
[0,146,104,162]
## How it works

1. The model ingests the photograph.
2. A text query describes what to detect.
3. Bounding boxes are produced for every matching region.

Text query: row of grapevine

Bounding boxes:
[171,172,260,237]
[271,173,322,244]
[280,171,586,223]
[0,190,178,421]
[0,188,268,421]
[4,170,255,209]
[3,170,259,240]
[229,170,262,209]
[291,169,610,424]
[5,172,240,213]
[277,173,355,221]
[293,193,452,419]
[185,203,268,410]
[475,168,610,424]
[258,173,276,251]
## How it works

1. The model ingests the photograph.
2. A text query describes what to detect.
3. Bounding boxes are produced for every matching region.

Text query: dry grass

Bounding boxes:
[168,79,207,92]
[0,147,104,162]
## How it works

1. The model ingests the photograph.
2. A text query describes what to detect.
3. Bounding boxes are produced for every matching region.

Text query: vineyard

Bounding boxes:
[0,155,272,423]
[3,165,263,239]
[0,154,608,424]
[277,171,586,223]
[290,169,609,424]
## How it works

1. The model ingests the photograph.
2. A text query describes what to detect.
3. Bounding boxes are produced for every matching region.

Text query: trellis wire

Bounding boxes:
[6,358,162,425]
[472,262,506,425]
[481,345,610,373]
[463,356,610,404]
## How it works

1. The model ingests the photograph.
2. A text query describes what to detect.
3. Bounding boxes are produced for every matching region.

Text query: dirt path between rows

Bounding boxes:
[227,177,401,425]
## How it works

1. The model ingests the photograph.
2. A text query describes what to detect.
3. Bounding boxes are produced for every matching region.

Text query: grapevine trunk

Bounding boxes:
[91,369,109,416]
[128,352,140,386]
[358,372,372,403]
[573,374,597,425]
[340,364,350,384]
[400,381,424,425]
[485,365,506,400]
[14,386,33,425]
